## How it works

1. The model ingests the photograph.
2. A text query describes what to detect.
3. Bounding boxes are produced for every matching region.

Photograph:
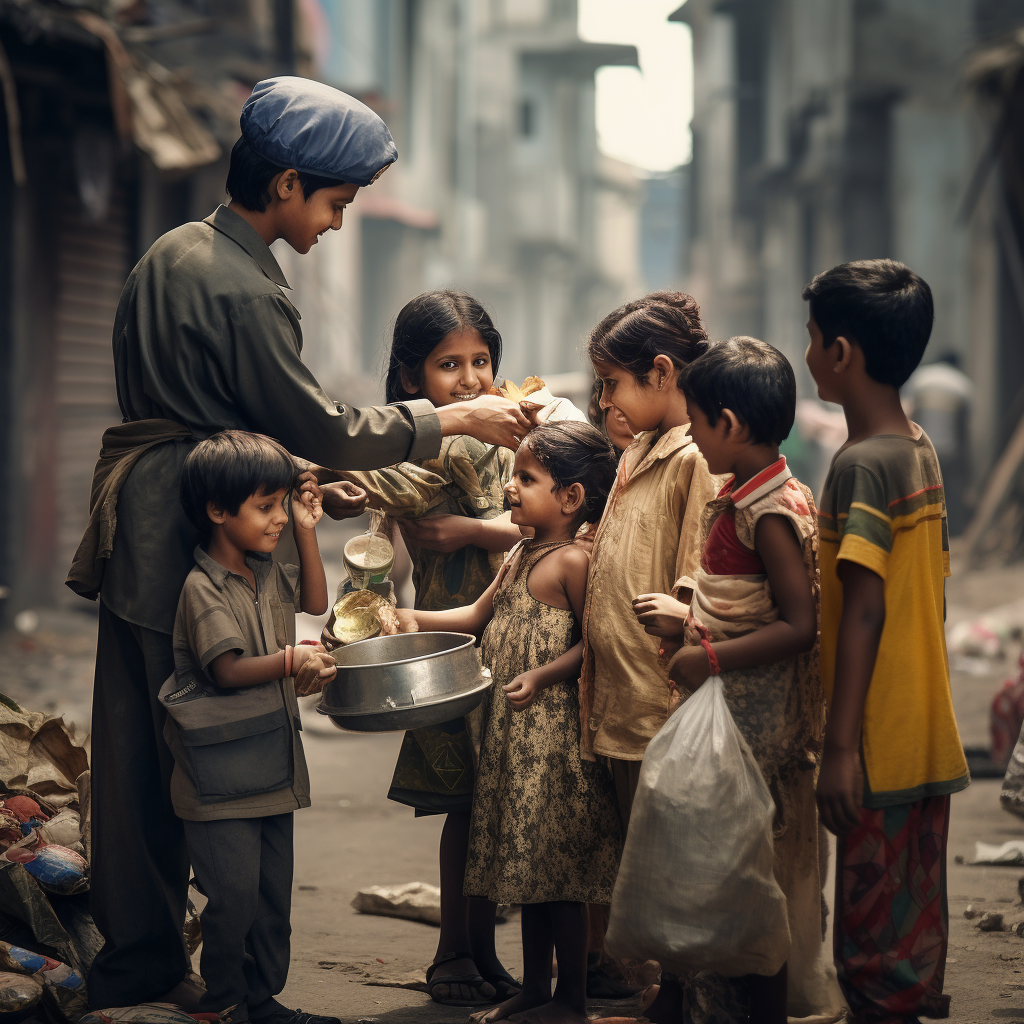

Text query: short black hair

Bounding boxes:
[802,259,933,388]
[180,430,296,537]
[681,337,797,446]
[225,136,348,213]
[524,421,617,529]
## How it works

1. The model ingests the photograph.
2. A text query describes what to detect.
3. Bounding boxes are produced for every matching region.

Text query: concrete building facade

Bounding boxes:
[674,0,1024,481]
[0,0,646,614]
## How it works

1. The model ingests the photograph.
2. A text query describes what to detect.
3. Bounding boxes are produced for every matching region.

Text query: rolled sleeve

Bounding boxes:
[189,606,248,668]
[340,461,449,518]
[403,399,444,462]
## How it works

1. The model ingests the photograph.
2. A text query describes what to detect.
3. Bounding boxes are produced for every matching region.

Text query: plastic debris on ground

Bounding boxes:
[0,694,99,1019]
[350,882,515,928]
[351,882,443,926]
[947,599,1024,663]
[973,840,1024,865]
[81,1002,203,1024]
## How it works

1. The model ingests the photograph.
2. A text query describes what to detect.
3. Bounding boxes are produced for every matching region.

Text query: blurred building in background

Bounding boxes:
[674,0,1024,517]
[0,0,644,613]
[281,0,643,400]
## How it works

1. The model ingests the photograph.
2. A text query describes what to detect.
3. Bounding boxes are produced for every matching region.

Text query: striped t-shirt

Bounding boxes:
[818,428,969,808]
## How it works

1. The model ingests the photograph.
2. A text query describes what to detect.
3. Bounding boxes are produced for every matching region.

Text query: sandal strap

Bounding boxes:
[426,952,477,982]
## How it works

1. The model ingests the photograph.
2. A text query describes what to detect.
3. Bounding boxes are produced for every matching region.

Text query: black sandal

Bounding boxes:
[425,952,496,1007]
[481,967,521,1001]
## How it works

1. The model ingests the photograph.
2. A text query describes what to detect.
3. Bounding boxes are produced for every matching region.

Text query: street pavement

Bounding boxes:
[1,556,1024,1021]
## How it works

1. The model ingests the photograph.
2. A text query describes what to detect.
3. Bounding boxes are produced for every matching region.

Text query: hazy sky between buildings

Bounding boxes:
[578,0,694,174]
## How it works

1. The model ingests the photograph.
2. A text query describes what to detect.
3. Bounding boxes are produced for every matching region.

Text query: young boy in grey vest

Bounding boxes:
[160,430,337,1024]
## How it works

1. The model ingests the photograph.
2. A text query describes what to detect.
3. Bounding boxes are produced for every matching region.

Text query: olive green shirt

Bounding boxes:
[164,547,309,820]
[103,205,441,634]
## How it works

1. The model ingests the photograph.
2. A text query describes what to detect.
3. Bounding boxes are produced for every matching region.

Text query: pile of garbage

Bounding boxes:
[0,695,95,1020]
[946,599,1024,777]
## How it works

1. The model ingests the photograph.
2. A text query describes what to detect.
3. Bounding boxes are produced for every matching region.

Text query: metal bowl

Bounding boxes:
[316,632,491,732]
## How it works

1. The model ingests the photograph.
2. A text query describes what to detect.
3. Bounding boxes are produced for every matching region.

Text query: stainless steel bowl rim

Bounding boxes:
[327,631,477,669]
[317,672,492,719]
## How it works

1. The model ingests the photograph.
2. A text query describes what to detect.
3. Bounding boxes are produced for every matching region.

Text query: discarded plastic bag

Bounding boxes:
[0,939,87,1020]
[352,882,442,926]
[350,881,515,928]
[972,839,1024,865]
[606,676,790,977]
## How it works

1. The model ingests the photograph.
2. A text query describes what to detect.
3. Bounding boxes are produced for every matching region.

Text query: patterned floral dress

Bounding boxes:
[463,540,622,905]
[340,435,515,814]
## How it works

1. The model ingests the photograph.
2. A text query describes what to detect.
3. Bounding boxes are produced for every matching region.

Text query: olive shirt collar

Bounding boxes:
[193,545,275,592]
[204,205,290,290]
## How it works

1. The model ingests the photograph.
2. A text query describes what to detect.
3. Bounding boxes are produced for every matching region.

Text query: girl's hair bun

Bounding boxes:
[588,291,708,381]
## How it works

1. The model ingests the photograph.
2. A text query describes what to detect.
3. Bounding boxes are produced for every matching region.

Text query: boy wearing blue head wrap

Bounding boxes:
[78,76,529,1016]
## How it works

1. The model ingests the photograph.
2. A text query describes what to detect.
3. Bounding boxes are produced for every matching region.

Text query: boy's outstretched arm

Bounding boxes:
[816,560,885,836]
[210,645,334,689]
[294,471,329,615]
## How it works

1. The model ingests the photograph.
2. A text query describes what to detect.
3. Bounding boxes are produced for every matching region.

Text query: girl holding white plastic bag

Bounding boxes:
[622,339,828,1024]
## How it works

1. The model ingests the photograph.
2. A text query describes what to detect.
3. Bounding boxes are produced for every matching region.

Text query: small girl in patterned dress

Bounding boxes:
[397,421,622,1024]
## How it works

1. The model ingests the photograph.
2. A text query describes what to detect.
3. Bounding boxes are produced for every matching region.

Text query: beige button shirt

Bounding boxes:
[580,426,720,760]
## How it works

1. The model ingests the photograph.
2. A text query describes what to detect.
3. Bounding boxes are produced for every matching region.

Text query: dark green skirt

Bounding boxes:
[387,717,476,816]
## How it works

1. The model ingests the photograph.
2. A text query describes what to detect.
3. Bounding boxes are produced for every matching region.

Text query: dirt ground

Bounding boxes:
[2,552,1024,1022]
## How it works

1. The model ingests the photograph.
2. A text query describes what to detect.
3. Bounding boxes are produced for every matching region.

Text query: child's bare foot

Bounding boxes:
[641,977,683,1024]
[470,987,550,1023]
[508,998,590,1024]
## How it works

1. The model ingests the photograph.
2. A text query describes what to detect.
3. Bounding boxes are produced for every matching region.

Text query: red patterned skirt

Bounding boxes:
[834,795,951,1022]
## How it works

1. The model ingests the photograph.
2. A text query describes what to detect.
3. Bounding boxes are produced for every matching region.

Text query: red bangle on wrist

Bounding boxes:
[700,638,720,676]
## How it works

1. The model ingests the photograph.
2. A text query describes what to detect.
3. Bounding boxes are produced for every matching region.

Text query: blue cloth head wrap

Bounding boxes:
[240,76,397,187]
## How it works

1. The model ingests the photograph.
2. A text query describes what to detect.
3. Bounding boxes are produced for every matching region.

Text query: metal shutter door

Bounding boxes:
[53,187,128,598]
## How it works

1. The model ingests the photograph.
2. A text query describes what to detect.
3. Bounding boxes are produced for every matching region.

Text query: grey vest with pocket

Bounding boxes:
[159,669,294,803]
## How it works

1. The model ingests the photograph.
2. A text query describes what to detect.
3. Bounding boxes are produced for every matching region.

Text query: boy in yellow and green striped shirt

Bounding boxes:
[804,260,968,1024]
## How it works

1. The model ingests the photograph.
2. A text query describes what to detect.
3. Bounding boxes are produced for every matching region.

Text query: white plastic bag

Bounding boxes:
[606,676,790,977]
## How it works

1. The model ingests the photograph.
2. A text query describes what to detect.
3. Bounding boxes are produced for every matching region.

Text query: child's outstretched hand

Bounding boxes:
[293,470,323,530]
[632,592,689,639]
[666,644,712,693]
[293,645,336,696]
[394,608,420,634]
[504,670,544,710]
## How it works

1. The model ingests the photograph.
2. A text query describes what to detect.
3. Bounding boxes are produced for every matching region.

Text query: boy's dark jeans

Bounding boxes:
[184,813,294,1020]
[89,603,192,1007]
